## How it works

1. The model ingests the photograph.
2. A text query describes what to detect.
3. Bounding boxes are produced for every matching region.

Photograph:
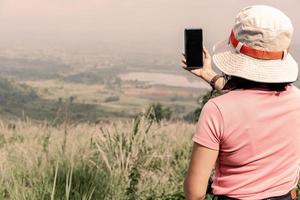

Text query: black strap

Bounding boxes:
[213,188,298,200]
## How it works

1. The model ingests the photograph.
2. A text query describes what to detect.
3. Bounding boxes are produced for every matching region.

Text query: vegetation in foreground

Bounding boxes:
[0,115,216,200]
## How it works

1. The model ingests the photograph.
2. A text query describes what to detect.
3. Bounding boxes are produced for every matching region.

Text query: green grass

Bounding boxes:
[0,116,196,200]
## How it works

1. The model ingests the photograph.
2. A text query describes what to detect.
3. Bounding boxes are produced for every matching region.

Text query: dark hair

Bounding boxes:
[223,76,291,92]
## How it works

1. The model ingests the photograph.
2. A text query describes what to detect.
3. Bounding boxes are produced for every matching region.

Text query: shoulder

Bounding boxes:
[200,100,224,132]
[194,99,224,149]
[208,90,241,110]
[201,98,225,122]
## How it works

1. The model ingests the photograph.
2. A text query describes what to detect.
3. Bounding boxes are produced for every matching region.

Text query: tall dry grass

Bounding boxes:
[0,116,197,200]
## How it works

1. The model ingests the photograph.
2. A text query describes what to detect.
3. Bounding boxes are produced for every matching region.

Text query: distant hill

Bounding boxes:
[0,79,37,101]
[0,78,130,123]
[0,79,38,116]
[0,56,69,80]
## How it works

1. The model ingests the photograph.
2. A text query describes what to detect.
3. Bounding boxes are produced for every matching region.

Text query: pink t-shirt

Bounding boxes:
[193,84,300,200]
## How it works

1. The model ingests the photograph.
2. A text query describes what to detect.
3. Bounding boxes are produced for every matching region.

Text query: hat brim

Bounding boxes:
[212,39,299,83]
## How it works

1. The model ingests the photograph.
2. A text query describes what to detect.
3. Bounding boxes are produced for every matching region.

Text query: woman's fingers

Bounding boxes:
[181,54,187,69]
[181,54,187,68]
[181,60,187,69]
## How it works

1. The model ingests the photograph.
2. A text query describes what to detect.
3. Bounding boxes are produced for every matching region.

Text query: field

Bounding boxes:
[0,116,216,200]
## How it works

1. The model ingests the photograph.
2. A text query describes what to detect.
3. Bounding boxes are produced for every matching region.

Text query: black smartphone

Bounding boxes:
[184,29,203,68]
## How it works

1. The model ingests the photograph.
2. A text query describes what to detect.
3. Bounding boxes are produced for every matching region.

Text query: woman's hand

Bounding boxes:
[181,48,226,92]
[181,48,217,82]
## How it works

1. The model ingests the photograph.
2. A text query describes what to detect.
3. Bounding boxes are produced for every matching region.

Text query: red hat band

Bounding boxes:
[229,31,288,60]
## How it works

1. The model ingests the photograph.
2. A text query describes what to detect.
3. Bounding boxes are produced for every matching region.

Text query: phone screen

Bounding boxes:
[184,29,203,68]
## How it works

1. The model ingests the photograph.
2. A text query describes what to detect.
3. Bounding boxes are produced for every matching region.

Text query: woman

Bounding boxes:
[182,5,300,200]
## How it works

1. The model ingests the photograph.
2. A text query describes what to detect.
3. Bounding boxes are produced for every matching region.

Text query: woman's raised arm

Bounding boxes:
[181,48,225,93]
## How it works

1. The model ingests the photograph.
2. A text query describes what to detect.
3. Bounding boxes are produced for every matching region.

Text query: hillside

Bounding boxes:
[0,77,206,124]
[0,79,38,118]
[0,78,136,123]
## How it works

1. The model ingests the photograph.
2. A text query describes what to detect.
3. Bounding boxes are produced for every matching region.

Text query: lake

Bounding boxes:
[119,72,210,89]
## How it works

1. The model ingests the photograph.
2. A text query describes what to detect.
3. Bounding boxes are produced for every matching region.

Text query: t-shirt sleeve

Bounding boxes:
[193,100,224,150]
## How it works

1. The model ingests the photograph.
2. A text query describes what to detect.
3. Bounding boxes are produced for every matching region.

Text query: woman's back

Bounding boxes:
[193,85,300,199]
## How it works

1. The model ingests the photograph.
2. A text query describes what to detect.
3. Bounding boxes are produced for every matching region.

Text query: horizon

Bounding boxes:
[0,0,299,58]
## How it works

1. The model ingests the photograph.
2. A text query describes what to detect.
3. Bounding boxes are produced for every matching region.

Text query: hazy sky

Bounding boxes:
[0,0,299,55]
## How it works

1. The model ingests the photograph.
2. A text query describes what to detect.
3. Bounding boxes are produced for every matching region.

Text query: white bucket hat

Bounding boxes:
[212,5,298,83]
